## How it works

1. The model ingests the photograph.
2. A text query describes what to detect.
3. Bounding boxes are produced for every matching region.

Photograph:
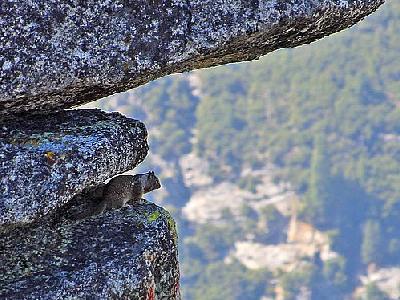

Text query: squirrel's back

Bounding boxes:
[103,175,142,208]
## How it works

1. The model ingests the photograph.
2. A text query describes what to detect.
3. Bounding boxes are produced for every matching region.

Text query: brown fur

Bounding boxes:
[74,171,161,219]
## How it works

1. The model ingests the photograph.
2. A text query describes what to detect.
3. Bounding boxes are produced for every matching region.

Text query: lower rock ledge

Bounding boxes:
[0,200,180,300]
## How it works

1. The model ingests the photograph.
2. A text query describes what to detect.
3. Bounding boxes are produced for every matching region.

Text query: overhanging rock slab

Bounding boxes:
[0,201,180,299]
[0,0,385,118]
[0,109,148,227]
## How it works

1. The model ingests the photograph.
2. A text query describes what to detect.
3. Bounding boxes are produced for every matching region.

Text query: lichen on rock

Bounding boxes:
[0,109,148,227]
[0,0,387,298]
[0,200,180,299]
[0,0,385,118]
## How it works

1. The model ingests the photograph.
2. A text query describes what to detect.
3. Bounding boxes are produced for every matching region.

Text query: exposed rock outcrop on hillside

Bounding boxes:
[0,200,180,300]
[0,109,148,227]
[358,267,400,299]
[0,0,384,118]
[180,153,295,224]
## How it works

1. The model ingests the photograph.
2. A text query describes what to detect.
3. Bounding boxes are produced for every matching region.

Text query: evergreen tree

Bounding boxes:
[356,153,367,185]
[361,219,383,265]
[304,134,331,226]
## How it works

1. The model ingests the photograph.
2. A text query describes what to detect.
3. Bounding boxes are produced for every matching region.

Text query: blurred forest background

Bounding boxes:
[83,2,399,299]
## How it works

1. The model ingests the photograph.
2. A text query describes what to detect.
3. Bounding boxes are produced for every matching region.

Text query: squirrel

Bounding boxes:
[72,171,161,220]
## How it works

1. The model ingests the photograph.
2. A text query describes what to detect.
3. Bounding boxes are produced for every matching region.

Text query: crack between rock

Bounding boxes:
[184,0,193,50]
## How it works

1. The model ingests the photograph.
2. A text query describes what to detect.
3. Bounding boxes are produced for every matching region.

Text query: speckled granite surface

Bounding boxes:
[0,1,386,297]
[0,0,385,118]
[0,109,148,227]
[0,200,180,300]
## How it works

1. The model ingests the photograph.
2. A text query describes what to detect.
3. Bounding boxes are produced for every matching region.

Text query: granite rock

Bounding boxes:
[0,109,148,227]
[0,200,180,300]
[0,0,385,118]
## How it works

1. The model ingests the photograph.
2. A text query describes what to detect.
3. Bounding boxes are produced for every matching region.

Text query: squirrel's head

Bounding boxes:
[143,171,161,193]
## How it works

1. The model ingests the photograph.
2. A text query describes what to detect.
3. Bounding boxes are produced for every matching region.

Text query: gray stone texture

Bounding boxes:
[0,109,148,227]
[0,200,180,300]
[0,1,386,298]
[0,0,385,118]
